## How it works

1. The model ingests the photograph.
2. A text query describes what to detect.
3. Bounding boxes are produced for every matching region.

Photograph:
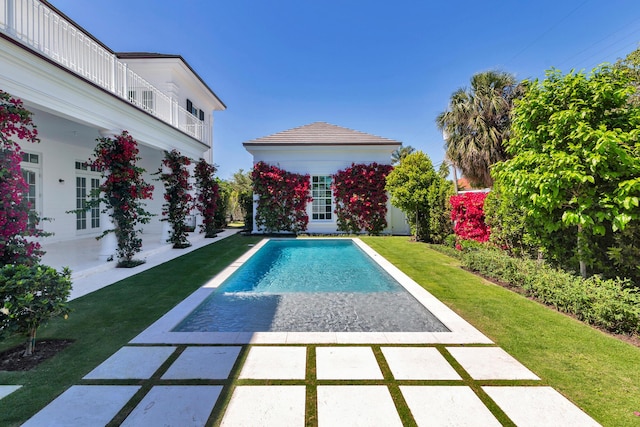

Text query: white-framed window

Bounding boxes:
[311,175,332,221]
[20,152,42,228]
[186,99,205,121]
[75,161,100,232]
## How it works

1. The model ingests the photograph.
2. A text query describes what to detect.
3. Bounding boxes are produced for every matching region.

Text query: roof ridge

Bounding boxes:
[243,122,401,146]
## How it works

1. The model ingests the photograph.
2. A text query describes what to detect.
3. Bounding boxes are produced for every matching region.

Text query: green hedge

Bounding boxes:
[431,244,640,335]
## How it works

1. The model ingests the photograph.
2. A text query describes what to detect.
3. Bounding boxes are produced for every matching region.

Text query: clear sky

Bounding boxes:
[51,0,640,179]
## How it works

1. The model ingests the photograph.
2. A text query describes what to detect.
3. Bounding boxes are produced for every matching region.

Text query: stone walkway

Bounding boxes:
[2,233,602,426]
[18,343,600,426]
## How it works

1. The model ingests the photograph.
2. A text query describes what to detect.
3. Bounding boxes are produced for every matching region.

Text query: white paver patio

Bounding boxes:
[317,386,403,427]
[121,385,222,427]
[0,385,21,400]
[484,386,602,427]
[316,346,384,380]
[161,346,241,379]
[401,385,501,427]
[22,385,140,427]
[83,346,176,380]
[381,346,461,380]
[239,346,307,379]
[447,346,540,380]
[220,385,306,427]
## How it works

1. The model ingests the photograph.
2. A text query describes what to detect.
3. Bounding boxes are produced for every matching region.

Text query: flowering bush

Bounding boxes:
[0,90,44,266]
[333,163,393,235]
[157,150,193,248]
[252,161,311,233]
[87,131,153,266]
[0,264,71,355]
[194,159,219,238]
[450,192,490,244]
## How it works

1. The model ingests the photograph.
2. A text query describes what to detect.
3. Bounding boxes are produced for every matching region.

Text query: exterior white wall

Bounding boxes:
[247,145,410,235]
[17,115,169,243]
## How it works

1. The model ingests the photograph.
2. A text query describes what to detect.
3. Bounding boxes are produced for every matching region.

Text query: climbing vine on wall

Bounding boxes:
[157,149,193,248]
[251,161,311,233]
[332,162,393,235]
[194,159,219,238]
[0,90,44,266]
[87,131,154,267]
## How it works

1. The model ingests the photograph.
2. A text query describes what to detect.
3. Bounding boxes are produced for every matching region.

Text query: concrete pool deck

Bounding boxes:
[6,235,601,426]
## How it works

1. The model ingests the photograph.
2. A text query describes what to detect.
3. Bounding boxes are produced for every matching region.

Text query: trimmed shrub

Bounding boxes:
[459,245,640,334]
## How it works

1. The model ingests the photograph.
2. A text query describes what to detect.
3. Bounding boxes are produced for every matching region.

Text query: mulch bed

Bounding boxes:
[0,339,74,371]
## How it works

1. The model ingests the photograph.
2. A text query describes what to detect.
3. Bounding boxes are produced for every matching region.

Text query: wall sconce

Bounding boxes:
[58,179,65,183]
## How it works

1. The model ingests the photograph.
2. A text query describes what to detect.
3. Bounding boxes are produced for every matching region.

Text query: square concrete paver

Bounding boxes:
[162,346,240,379]
[22,385,140,427]
[122,385,222,426]
[220,385,306,426]
[381,347,461,380]
[484,386,601,427]
[84,346,176,379]
[317,386,403,427]
[316,347,383,380]
[401,386,501,426]
[0,385,21,400]
[447,347,539,380]
[239,346,306,379]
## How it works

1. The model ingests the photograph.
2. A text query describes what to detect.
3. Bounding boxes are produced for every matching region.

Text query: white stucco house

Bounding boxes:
[0,0,225,259]
[243,122,410,235]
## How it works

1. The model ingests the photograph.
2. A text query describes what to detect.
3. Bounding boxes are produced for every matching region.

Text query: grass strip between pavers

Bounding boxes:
[2,235,639,426]
[361,236,640,427]
[0,233,263,427]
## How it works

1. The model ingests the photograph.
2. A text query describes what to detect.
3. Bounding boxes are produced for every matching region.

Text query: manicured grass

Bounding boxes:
[3,234,638,425]
[361,236,640,427]
[0,233,263,426]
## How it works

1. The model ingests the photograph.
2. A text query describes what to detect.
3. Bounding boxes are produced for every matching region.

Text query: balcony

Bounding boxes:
[0,0,210,145]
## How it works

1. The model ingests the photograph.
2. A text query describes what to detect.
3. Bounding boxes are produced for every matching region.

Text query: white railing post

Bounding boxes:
[0,0,209,144]
[5,0,16,35]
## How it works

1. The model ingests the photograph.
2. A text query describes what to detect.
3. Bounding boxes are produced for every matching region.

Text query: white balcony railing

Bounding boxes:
[0,0,210,145]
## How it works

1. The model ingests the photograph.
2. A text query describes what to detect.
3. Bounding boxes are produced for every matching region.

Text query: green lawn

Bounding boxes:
[0,233,263,426]
[1,234,638,426]
[361,236,640,427]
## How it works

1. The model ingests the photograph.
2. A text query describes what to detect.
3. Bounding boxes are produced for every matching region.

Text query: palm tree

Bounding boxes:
[391,145,416,165]
[436,70,523,188]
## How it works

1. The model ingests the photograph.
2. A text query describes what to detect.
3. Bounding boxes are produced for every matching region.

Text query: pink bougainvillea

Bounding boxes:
[194,159,219,238]
[157,150,193,248]
[86,131,154,266]
[251,161,312,233]
[0,90,43,266]
[332,163,393,235]
[450,192,490,244]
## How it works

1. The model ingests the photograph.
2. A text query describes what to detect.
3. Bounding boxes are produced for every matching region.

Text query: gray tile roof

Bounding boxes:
[243,122,402,146]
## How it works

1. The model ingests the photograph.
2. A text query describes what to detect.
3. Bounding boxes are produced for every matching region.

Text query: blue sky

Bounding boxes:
[52,0,640,179]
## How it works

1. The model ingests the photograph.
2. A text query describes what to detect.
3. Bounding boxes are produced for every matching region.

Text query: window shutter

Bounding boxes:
[186,99,193,115]
[199,110,205,121]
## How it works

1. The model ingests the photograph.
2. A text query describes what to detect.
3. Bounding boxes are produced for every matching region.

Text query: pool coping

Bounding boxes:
[130,238,493,345]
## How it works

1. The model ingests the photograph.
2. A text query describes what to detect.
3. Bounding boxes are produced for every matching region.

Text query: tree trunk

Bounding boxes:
[24,328,36,356]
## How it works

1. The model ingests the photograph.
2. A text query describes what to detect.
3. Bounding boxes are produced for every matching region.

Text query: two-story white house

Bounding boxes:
[0,0,225,260]
[244,122,410,235]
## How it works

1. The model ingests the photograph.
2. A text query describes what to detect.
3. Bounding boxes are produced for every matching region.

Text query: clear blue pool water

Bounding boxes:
[173,239,449,332]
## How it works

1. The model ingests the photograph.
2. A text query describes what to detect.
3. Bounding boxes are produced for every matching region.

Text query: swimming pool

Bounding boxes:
[173,239,449,333]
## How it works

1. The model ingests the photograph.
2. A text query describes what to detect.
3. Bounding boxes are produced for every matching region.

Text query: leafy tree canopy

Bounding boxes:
[493,65,640,274]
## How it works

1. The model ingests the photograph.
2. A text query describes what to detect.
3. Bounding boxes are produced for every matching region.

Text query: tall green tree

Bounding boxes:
[493,66,640,278]
[391,145,416,165]
[436,70,523,188]
[227,169,252,223]
[426,162,455,244]
[385,151,438,241]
